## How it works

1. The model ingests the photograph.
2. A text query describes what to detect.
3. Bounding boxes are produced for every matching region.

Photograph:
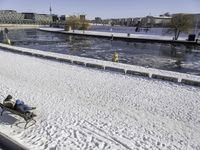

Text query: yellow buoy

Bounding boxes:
[112,51,119,62]
[4,38,11,45]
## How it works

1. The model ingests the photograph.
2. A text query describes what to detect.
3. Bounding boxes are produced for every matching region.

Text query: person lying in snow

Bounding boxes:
[3,95,16,109]
[3,95,36,113]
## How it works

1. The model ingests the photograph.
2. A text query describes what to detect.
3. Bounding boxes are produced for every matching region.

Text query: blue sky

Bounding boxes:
[0,0,200,19]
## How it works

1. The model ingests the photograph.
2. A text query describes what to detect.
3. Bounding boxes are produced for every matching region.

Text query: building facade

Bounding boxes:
[0,10,52,24]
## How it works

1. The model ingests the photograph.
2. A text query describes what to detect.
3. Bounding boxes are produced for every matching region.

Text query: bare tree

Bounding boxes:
[65,15,90,31]
[169,14,193,40]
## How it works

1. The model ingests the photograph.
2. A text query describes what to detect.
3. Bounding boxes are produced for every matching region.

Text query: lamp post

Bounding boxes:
[195,17,199,38]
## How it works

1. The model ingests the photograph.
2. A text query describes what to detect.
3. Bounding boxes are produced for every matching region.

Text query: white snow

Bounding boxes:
[0,49,200,150]
[39,27,188,41]
[39,28,64,32]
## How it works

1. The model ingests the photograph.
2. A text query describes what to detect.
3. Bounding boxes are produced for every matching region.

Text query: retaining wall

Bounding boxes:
[151,74,178,83]
[181,79,200,87]
[0,43,200,87]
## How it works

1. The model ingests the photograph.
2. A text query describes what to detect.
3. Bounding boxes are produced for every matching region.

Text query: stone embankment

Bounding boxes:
[39,28,200,45]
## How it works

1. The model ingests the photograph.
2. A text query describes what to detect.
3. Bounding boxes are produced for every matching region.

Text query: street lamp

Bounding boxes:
[195,17,199,39]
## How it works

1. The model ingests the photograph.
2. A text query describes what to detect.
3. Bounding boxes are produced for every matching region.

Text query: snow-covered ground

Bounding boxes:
[0,49,200,150]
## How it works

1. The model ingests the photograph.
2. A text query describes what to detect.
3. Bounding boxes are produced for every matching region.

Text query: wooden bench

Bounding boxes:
[0,103,36,129]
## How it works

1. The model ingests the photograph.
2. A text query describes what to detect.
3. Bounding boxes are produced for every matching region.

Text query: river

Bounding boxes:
[5,26,200,75]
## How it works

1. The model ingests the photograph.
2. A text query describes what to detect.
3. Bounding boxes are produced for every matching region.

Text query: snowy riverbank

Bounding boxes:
[0,49,200,149]
[39,27,185,41]
[39,28,200,45]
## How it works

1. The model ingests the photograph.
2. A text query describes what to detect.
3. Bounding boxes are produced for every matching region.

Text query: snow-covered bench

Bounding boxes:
[0,103,36,129]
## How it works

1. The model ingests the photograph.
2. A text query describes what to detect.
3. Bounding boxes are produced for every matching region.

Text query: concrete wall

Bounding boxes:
[151,74,178,82]
[181,79,200,87]
[126,70,149,77]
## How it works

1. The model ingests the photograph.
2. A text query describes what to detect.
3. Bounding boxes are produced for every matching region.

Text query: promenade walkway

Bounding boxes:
[39,28,200,45]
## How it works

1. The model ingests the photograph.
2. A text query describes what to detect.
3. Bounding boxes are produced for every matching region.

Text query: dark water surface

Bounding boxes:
[7,28,200,75]
[0,143,6,150]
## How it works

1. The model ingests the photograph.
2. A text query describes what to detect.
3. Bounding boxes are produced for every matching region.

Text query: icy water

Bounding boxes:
[6,28,200,75]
